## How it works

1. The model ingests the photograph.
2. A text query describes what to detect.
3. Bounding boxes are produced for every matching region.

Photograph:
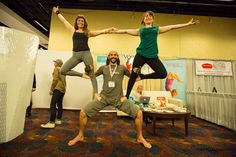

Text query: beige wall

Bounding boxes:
[49,9,236,60]
[48,9,236,91]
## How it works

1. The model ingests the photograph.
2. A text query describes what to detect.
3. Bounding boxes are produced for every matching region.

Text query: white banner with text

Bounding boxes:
[195,60,232,76]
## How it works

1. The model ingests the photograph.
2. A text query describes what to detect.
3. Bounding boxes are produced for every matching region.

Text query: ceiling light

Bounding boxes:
[34,20,48,32]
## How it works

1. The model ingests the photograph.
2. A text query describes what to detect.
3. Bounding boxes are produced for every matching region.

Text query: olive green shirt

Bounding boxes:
[50,67,66,93]
[95,64,130,105]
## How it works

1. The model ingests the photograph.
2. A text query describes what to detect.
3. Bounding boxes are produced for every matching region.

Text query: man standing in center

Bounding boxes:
[68,50,152,149]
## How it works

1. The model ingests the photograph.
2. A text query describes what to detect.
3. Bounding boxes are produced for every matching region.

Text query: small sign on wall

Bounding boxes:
[195,60,232,76]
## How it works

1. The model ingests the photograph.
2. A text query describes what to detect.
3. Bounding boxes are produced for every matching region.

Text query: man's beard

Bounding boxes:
[110,58,118,64]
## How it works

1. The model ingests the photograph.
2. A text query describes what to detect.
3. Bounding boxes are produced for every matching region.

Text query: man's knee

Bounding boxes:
[136,110,143,118]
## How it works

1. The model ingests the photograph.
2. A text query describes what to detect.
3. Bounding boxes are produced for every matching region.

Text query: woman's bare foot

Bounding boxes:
[133,67,141,74]
[82,73,91,80]
[133,67,142,82]
[68,135,84,146]
[137,137,152,149]
[136,75,141,82]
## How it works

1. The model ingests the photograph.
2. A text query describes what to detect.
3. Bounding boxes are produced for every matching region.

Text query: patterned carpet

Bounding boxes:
[0,108,236,157]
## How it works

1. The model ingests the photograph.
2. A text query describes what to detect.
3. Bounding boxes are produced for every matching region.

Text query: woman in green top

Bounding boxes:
[114,11,199,98]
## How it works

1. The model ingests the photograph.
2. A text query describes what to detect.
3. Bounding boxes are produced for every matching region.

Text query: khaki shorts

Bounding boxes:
[83,98,139,119]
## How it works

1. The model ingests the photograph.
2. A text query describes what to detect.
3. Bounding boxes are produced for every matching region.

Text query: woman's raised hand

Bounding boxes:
[52,6,59,14]
[187,18,200,25]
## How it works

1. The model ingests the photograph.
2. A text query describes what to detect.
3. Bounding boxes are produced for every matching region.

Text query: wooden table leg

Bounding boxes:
[153,116,156,135]
[184,115,190,136]
[145,113,149,127]
[172,119,174,126]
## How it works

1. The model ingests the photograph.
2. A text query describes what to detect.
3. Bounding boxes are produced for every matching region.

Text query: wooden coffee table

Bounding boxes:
[142,109,191,136]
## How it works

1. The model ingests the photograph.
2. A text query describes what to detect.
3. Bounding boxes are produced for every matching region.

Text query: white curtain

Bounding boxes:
[186,59,236,131]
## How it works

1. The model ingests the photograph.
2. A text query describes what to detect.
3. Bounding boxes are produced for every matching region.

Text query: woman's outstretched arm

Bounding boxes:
[89,27,116,37]
[159,18,199,34]
[112,29,139,36]
[52,6,75,33]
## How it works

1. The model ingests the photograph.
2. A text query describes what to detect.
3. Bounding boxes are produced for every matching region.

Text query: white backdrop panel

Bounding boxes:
[33,50,93,109]
[0,27,39,142]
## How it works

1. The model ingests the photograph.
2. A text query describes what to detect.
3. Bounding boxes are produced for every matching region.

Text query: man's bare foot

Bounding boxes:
[82,73,91,80]
[137,137,152,149]
[68,135,84,146]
